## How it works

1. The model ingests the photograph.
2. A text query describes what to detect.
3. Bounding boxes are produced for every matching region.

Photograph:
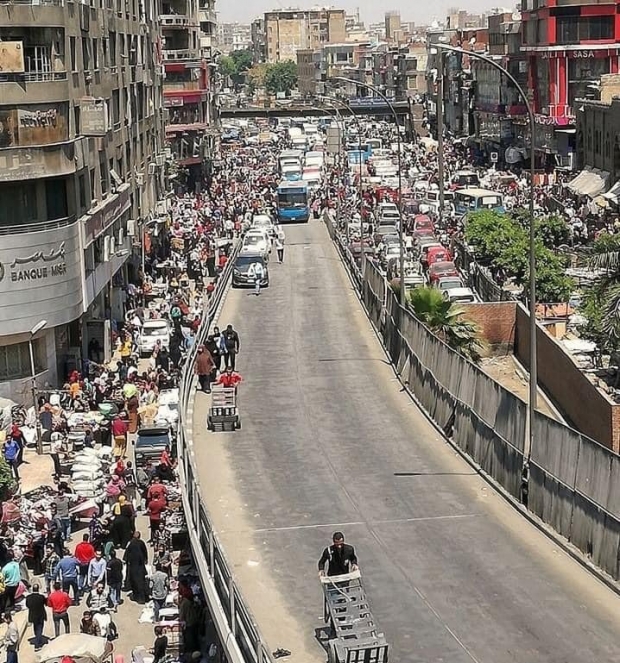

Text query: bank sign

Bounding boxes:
[0,242,67,284]
[0,222,84,336]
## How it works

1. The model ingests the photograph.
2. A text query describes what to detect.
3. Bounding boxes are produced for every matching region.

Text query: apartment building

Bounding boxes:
[217,22,252,54]
[251,18,267,63]
[162,0,217,188]
[0,0,165,402]
[521,0,620,165]
[264,8,346,63]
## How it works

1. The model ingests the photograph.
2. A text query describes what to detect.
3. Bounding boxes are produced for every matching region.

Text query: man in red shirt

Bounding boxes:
[217,367,242,389]
[147,496,167,543]
[47,582,72,637]
[218,253,228,271]
[74,534,96,596]
[147,477,167,504]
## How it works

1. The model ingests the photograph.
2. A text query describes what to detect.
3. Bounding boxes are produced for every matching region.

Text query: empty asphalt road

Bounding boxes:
[192,219,620,663]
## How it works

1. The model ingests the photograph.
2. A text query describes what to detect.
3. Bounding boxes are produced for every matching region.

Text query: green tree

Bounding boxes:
[218,55,236,85]
[408,287,482,362]
[0,457,16,500]
[264,60,298,95]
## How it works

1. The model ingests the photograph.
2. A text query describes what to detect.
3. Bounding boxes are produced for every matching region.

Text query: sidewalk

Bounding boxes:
[7,452,162,663]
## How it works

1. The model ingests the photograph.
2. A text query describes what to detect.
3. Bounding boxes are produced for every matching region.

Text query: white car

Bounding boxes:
[252,214,276,236]
[139,319,171,356]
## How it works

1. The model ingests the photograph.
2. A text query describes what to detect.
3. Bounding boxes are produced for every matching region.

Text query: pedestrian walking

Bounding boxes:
[195,345,215,394]
[74,534,96,596]
[55,549,80,603]
[47,583,72,637]
[274,235,284,263]
[87,550,107,589]
[2,612,19,663]
[222,325,240,370]
[1,553,20,612]
[3,438,20,482]
[25,585,47,650]
[124,532,148,604]
[149,565,169,622]
[106,550,123,610]
[49,433,63,479]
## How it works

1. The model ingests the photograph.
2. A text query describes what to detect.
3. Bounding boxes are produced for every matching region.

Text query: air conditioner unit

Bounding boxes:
[118,228,124,245]
[103,236,111,262]
[155,153,165,166]
[126,219,137,237]
[135,172,144,186]
[148,162,157,175]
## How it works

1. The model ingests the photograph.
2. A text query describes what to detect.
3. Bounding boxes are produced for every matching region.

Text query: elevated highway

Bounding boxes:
[192,220,620,663]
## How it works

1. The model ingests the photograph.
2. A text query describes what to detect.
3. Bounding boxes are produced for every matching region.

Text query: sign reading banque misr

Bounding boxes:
[0,242,67,284]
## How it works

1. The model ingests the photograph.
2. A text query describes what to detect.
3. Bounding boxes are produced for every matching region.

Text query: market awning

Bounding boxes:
[567,167,609,197]
[603,179,620,202]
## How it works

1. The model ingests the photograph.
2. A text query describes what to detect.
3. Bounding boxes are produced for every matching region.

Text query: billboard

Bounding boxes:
[0,103,69,148]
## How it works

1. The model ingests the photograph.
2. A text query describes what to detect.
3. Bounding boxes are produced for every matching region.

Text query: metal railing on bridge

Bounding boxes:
[178,248,275,663]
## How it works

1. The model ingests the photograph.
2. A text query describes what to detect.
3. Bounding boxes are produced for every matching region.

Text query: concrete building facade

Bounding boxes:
[264,8,346,63]
[0,0,165,402]
[162,0,217,188]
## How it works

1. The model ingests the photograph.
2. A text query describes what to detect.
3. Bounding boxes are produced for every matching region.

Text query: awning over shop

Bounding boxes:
[603,179,620,202]
[567,167,609,197]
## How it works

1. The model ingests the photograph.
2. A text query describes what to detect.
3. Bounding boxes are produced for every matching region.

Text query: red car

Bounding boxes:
[428,261,459,284]
[426,245,453,267]
[413,214,434,232]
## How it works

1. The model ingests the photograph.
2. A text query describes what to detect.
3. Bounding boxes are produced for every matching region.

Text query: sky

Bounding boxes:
[218,0,507,27]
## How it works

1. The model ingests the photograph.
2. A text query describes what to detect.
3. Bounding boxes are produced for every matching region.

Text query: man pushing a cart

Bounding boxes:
[318,531,358,577]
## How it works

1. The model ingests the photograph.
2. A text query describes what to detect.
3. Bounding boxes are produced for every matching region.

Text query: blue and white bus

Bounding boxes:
[454,188,505,216]
[277,181,309,223]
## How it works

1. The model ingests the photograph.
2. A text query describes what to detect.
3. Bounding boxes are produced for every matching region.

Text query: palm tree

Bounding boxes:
[408,287,482,363]
[585,234,620,344]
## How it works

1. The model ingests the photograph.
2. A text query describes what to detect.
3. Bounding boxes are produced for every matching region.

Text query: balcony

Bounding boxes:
[0,142,76,182]
[0,214,74,236]
[199,8,216,23]
[160,14,194,27]
[162,48,199,61]
[163,80,200,92]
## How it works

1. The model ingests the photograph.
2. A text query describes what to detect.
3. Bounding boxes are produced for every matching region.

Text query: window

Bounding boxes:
[0,182,38,227]
[82,37,90,70]
[45,179,68,220]
[100,154,108,195]
[93,38,99,69]
[568,57,610,105]
[78,174,88,212]
[74,104,80,135]
[556,16,613,43]
[109,32,117,66]
[70,37,76,71]
[0,339,46,382]
[536,58,550,111]
[112,89,120,127]
[23,46,52,79]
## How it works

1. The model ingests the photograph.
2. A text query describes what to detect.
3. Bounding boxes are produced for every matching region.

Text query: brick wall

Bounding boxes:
[461,302,517,355]
[514,304,619,452]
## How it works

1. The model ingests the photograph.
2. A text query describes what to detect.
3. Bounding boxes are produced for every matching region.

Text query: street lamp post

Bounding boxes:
[434,43,537,486]
[321,95,366,272]
[29,319,47,455]
[330,77,406,308]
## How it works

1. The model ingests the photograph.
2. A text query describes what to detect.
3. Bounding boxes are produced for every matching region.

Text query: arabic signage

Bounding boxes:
[0,222,83,336]
[84,185,131,246]
[79,98,109,136]
[0,103,69,148]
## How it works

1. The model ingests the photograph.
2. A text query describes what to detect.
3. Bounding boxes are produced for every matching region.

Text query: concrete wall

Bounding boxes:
[514,304,619,452]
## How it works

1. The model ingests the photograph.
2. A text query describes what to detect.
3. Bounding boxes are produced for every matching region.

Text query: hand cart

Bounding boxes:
[320,570,389,663]
[206,386,241,432]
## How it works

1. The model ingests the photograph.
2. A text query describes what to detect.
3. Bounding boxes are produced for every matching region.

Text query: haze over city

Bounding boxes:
[218,0,505,25]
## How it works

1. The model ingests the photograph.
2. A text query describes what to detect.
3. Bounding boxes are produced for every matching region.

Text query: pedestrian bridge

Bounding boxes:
[188,220,620,663]
[220,99,411,120]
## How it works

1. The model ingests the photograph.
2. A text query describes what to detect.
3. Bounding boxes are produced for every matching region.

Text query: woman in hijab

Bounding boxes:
[111,496,135,548]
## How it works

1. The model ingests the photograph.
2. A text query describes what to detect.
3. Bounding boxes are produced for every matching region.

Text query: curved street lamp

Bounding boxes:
[329,76,406,308]
[433,42,537,483]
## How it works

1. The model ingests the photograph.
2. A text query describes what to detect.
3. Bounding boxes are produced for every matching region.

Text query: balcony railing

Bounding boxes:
[198,9,215,23]
[0,0,63,5]
[162,48,199,61]
[0,215,75,236]
[0,71,67,83]
[160,14,193,26]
